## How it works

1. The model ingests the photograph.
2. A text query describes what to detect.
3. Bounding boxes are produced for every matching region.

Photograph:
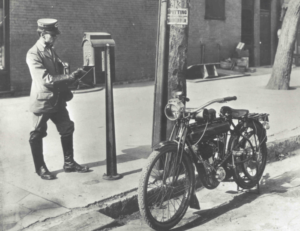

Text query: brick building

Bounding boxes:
[188,0,282,68]
[0,0,282,95]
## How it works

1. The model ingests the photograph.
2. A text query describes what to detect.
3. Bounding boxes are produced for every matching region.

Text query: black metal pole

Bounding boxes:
[103,44,122,180]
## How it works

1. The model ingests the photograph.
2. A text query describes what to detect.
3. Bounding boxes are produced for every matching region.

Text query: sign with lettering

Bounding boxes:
[167,8,188,25]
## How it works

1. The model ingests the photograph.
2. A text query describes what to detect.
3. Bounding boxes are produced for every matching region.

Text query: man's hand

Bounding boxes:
[70,68,87,80]
[50,68,87,86]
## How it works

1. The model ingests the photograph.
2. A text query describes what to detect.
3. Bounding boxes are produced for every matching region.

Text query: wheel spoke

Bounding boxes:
[138,145,194,228]
[231,123,267,189]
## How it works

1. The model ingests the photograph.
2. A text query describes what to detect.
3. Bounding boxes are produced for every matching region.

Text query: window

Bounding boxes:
[205,0,225,20]
[260,0,271,11]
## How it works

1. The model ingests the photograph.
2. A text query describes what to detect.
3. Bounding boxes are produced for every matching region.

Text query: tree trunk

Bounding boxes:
[266,0,300,90]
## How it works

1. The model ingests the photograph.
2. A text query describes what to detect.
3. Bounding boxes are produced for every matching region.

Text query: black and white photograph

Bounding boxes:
[1,0,300,230]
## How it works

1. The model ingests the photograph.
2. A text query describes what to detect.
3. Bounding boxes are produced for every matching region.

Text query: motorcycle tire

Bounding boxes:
[138,144,195,231]
[229,120,267,189]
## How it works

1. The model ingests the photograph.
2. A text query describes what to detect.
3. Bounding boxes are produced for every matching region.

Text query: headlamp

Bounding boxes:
[164,98,185,121]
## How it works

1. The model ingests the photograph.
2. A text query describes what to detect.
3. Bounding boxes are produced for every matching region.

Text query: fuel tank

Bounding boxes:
[189,120,230,142]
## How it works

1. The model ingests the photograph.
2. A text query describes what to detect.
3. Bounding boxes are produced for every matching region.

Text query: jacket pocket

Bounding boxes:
[37,92,53,100]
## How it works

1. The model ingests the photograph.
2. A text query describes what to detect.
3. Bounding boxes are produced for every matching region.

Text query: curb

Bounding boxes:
[267,134,300,162]
[187,73,251,83]
[23,134,300,231]
[71,86,104,94]
[99,134,300,218]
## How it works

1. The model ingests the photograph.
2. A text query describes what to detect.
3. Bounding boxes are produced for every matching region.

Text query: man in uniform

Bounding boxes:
[26,18,89,180]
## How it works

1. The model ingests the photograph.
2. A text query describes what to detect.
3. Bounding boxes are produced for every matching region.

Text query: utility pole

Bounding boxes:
[152,0,169,147]
[152,0,190,147]
[166,0,190,135]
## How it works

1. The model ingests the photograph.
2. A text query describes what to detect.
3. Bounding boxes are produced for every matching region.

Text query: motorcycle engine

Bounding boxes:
[197,140,223,161]
[195,140,225,189]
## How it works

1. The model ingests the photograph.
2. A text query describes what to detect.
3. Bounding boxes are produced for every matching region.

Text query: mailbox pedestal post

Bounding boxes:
[82,32,122,180]
[103,44,122,180]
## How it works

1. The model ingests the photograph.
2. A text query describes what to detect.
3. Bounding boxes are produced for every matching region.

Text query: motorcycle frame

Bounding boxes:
[166,114,268,178]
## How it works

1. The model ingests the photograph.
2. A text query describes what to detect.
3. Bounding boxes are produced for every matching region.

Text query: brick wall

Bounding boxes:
[9,0,241,94]
[188,0,241,65]
[10,0,159,93]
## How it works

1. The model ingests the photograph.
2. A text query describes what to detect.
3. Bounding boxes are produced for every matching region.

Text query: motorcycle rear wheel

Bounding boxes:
[230,121,267,189]
[138,144,195,231]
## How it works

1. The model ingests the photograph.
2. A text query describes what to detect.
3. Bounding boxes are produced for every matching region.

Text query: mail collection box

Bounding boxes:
[82,32,116,84]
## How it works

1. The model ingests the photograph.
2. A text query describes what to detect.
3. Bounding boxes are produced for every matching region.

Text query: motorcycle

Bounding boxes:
[137,92,269,231]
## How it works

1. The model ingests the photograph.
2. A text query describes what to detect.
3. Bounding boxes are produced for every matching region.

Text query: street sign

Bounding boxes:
[167,8,188,25]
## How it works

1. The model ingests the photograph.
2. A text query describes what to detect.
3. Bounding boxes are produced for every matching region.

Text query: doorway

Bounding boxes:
[260,0,271,66]
[0,0,10,91]
[241,0,254,67]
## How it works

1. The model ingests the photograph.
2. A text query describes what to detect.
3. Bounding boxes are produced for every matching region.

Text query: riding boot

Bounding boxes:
[29,139,56,180]
[61,135,89,173]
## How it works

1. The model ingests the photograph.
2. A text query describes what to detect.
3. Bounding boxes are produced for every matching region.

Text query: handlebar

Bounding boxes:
[184,97,190,102]
[223,96,237,102]
[186,96,237,114]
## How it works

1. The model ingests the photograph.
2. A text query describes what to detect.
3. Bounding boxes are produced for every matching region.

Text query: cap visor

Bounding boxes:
[36,28,60,35]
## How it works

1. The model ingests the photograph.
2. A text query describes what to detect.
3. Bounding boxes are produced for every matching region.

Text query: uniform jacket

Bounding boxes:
[26,39,73,113]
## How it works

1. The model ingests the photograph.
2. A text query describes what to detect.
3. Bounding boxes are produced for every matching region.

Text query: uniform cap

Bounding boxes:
[37,18,60,34]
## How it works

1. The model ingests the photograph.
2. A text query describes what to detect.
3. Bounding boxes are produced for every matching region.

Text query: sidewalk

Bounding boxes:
[1,66,300,230]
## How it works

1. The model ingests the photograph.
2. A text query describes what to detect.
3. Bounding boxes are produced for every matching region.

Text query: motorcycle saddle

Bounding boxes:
[220,106,249,119]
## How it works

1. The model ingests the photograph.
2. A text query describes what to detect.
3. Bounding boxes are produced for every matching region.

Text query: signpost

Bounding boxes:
[167,8,188,25]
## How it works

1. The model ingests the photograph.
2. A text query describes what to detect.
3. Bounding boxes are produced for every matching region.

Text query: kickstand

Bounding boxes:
[237,181,260,194]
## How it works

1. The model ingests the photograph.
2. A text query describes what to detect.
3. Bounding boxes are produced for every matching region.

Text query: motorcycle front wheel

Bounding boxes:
[229,121,267,189]
[138,144,195,231]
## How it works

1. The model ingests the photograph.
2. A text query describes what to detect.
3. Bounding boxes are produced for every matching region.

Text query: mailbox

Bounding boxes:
[82,32,116,84]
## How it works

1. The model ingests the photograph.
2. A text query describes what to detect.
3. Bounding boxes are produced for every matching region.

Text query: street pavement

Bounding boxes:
[1,66,300,230]
[110,149,300,231]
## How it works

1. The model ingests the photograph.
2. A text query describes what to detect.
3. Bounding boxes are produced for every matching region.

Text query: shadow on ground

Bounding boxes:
[172,169,300,230]
[51,145,151,176]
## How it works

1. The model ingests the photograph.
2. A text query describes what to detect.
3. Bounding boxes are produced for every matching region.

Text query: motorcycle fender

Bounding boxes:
[153,141,194,162]
[152,141,178,151]
[247,118,267,144]
[189,192,200,210]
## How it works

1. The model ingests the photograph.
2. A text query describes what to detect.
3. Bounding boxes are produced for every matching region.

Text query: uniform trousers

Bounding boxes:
[30,106,74,141]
